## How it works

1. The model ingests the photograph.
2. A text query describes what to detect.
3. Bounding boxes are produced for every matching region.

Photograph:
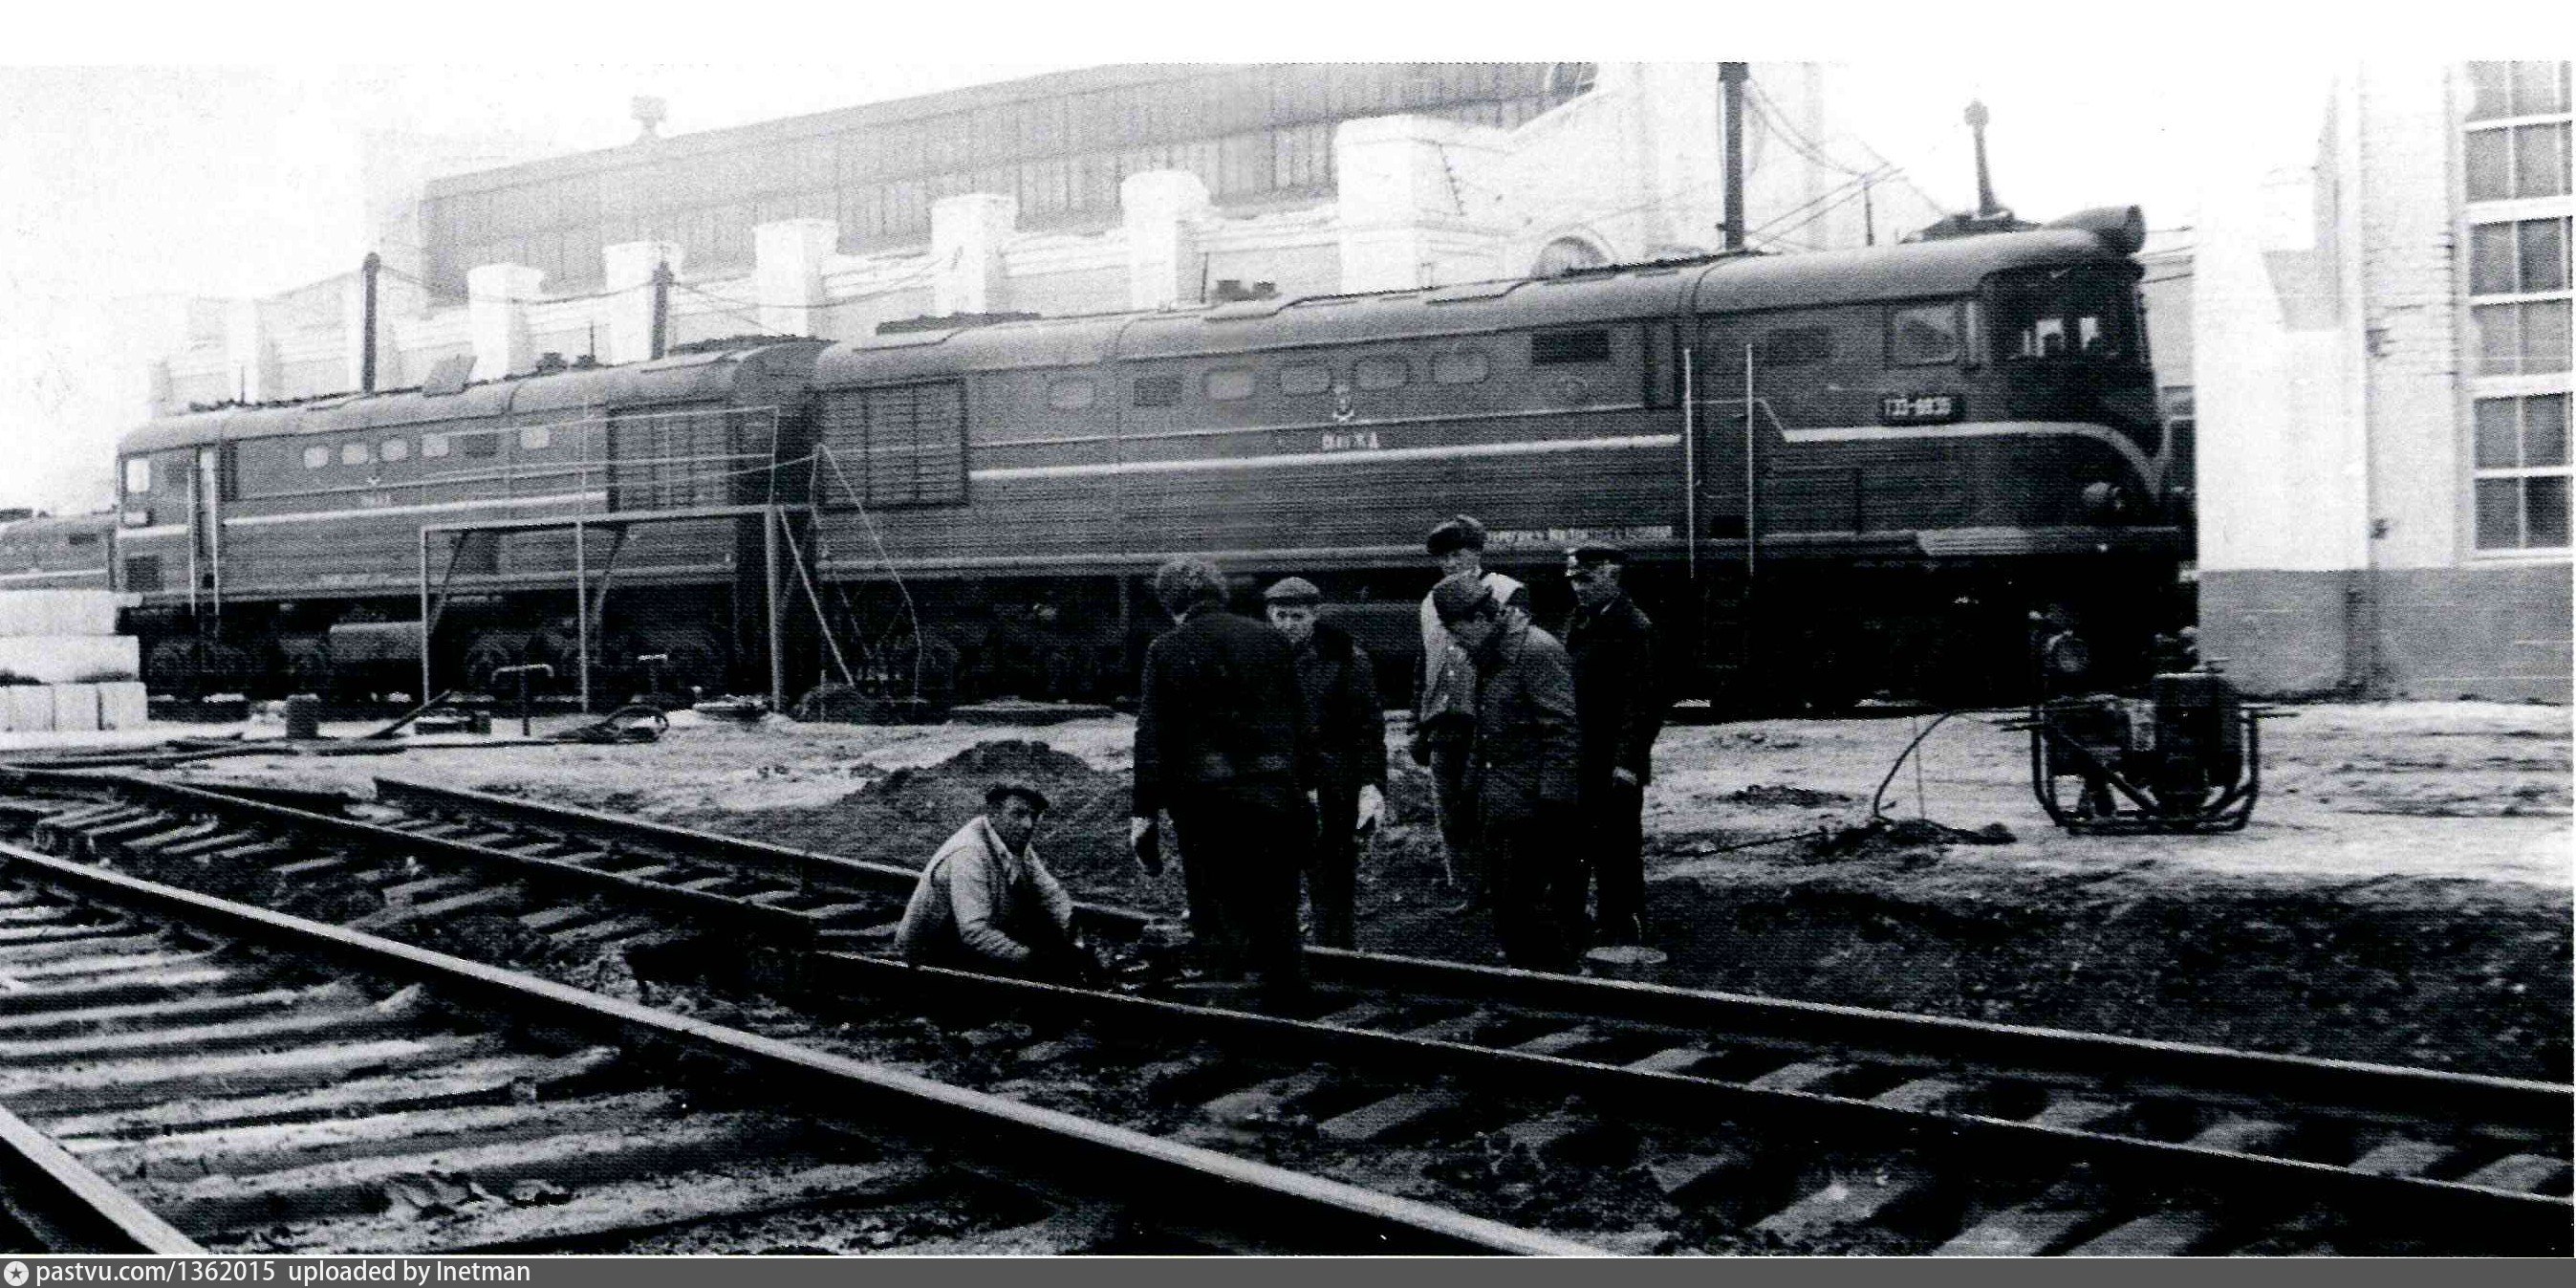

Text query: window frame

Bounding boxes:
[302,445,332,470]
[1278,363,1333,396]
[421,433,451,459]
[122,457,151,494]
[1045,377,1097,411]
[338,442,372,467]
[379,438,410,464]
[2473,393,2572,553]
[1132,374,1182,408]
[1888,300,1967,366]
[518,425,553,451]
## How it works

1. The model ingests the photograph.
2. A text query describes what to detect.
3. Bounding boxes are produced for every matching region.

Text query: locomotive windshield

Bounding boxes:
[1988,265,2143,363]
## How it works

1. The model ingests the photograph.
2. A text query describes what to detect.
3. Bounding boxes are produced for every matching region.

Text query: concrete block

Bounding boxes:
[50,684,100,733]
[98,681,146,730]
[5,686,54,732]
[1743,1059,1851,1094]
[1752,1168,1940,1240]
[1643,1149,1752,1199]
[2065,1211,2219,1255]
[2459,1153,2572,1193]
[1316,1087,1469,1144]
[1934,1206,2100,1256]
[2348,1138,2457,1178]
[0,590,125,637]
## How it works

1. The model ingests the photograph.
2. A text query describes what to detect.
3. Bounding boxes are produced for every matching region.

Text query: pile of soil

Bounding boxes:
[666,739,1182,915]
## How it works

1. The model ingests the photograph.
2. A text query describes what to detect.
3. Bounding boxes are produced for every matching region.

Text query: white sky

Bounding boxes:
[0,4,2528,513]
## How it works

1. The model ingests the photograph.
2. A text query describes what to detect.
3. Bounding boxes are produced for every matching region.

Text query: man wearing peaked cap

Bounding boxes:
[1563,542,1665,949]
[1264,576,1386,950]
[1416,516,1523,914]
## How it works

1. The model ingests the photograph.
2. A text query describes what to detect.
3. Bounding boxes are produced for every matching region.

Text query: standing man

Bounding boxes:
[1564,544,1665,948]
[1263,577,1387,950]
[1131,557,1312,995]
[1431,572,1583,972]
[895,781,1093,984]
[1415,516,1524,913]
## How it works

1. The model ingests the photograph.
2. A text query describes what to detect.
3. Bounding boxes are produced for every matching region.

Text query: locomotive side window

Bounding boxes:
[422,433,451,459]
[1432,351,1490,384]
[1532,329,1612,364]
[339,442,372,466]
[1889,302,1965,365]
[1279,364,1332,396]
[519,426,552,451]
[1760,326,1834,365]
[1133,375,1182,407]
[464,432,499,459]
[1354,356,1408,390]
[1204,369,1256,402]
[379,439,410,464]
[1046,378,1097,410]
[123,458,150,493]
[302,446,331,469]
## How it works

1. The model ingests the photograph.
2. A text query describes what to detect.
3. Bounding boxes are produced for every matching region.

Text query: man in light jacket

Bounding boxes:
[1414,515,1523,914]
[898,781,1091,983]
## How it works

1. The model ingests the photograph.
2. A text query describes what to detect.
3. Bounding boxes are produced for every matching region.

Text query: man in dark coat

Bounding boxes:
[1563,543,1666,947]
[1432,572,1583,972]
[1131,557,1312,993]
[1264,576,1387,950]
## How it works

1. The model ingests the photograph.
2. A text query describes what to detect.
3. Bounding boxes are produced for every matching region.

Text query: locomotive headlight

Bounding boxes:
[2081,481,2132,522]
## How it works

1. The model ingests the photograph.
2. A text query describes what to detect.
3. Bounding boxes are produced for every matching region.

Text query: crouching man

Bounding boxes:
[896,781,1096,984]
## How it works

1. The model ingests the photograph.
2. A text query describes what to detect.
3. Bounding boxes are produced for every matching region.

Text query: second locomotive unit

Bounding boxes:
[107,205,2188,710]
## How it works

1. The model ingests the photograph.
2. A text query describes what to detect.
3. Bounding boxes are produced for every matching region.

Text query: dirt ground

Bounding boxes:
[14,699,2567,1081]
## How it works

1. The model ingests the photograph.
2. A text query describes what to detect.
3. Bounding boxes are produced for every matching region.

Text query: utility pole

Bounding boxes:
[359,252,380,393]
[649,259,671,360]
[1966,98,2001,218]
[1721,62,1749,251]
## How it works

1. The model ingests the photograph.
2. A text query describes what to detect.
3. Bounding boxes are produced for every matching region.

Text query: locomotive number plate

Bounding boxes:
[1880,392,1964,425]
[1320,430,1383,452]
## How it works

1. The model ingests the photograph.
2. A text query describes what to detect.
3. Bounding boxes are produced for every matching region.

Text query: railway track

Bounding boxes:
[3,765,2568,1255]
[0,846,1592,1254]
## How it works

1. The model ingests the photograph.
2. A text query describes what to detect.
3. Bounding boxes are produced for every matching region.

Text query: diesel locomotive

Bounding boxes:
[99,205,2189,710]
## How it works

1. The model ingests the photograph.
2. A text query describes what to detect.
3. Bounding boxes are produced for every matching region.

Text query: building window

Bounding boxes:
[1890,302,1965,365]
[1133,375,1182,407]
[1532,329,1611,365]
[2473,300,2572,375]
[422,433,451,459]
[2469,61,2572,122]
[303,446,331,469]
[1431,351,1489,384]
[1046,378,1096,410]
[2466,121,2570,202]
[1279,364,1332,396]
[379,438,410,464]
[2474,394,2571,550]
[519,426,552,451]
[122,458,150,494]
[339,442,372,466]
[2471,218,2571,295]
[1353,357,1408,391]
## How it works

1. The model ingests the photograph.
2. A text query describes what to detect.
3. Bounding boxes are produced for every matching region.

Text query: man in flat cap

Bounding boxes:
[1564,543,1666,947]
[1131,557,1312,996]
[896,781,1095,984]
[1431,571,1583,971]
[1416,516,1524,913]
[1265,577,1386,949]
